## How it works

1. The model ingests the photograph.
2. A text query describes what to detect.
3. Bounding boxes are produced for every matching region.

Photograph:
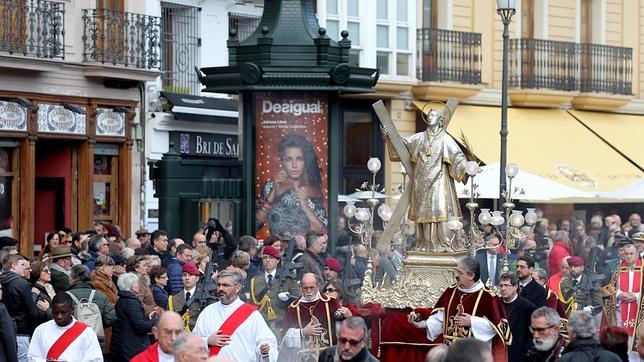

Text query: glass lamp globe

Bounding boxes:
[343,203,356,218]
[505,163,519,178]
[378,205,392,221]
[465,161,480,176]
[496,0,516,10]
[490,210,505,226]
[446,216,463,231]
[367,158,382,174]
[524,208,538,225]
[509,210,525,227]
[478,209,492,225]
[355,208,371,222]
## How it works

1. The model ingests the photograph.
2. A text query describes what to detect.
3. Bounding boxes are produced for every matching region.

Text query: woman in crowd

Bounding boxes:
[149,266,169,310]
[91,255,118,305]
[322,280,344,303]
[38,232,60,260]
[193,244,211,274]
[29,261,54,319]
[256,134,327,236]
[111,272,159,362]
[264,235,283,252]
[125,255,157,314]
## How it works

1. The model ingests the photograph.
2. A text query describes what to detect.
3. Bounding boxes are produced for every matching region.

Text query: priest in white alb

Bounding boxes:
[28,292,103,362]
[192,269,278,361]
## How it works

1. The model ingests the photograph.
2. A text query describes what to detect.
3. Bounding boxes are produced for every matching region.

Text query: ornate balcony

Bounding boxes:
[579,43,632,95]
[417,28,482,84]
[0,0,65,59]
[82,8,161,70]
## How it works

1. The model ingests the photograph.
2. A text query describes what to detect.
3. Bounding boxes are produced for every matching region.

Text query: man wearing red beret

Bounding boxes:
[559,255,602,317]
[324,257,342,282]
[249,246,301,336]
[167,263,216,331]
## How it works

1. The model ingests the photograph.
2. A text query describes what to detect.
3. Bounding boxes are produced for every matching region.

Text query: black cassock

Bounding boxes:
[503,295,537,362]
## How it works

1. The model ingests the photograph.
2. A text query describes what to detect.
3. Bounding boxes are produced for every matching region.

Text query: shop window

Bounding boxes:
[0,145,19,237]
[93,153,118,224]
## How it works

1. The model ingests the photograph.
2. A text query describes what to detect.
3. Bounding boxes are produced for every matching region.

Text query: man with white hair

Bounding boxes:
[192,270,277,361]
[172,333,209,362]
[558,311,620,361]
[525,306,567,361]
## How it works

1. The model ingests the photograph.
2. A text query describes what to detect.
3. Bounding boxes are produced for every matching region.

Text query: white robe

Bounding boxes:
[28,317,103,362]
[193,298,278,362]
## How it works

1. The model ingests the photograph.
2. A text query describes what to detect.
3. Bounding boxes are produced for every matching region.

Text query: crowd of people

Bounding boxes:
[0,210,643,362]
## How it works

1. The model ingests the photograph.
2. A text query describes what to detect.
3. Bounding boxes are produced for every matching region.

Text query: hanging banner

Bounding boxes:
[254,92,328,240]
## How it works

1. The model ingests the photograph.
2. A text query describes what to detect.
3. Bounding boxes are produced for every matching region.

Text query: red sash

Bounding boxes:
[47,321,88,360]
[209,303,257,356]
[618,259,642,335]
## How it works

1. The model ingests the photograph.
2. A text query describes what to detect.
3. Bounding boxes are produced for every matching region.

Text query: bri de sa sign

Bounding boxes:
[170,131,239,158]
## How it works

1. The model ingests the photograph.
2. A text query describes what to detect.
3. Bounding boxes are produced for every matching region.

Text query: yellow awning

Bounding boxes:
[568,110,644,170]
[412,104,643,195]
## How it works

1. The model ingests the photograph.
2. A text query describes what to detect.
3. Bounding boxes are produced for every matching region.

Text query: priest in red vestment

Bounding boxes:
[408,256,511,362]
[131,311,184,362]
[281,272,344,361]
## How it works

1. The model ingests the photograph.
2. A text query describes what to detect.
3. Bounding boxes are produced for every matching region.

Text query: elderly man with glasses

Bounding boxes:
[318,317,378,362]
[525,307,568,362]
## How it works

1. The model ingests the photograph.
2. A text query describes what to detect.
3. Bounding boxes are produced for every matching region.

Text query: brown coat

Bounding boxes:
[91,270,118,305]
[137,274,157,315]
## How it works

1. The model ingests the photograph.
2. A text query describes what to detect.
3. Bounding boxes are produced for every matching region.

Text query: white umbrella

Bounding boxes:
[597,179,644,202]
[455,162,596,202]
[338,194,361,203]
[348,190,389,199]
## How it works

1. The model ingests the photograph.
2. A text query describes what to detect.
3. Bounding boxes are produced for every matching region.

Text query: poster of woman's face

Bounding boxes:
[254,92,328,240]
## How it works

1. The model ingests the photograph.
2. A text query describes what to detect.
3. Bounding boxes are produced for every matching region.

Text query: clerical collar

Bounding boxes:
[299,291,321,303]
[503,293,519,304]
[458,280,484,293]
[158,345,174,362]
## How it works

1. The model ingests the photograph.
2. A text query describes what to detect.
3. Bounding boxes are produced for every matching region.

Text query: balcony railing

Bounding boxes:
[0,0,65,59]
[82,8,161,69]
[580,43,632,95]
[510,38,632,95]
[417,28,482,84]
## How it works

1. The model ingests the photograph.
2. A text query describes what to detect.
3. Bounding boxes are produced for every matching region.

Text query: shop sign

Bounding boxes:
[169,131,239,158]
[96,108,125,137]
[38,104,86,135]
[0,101,27,131]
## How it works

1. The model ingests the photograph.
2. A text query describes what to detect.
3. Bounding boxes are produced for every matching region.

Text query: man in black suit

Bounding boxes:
[517,255,547,308]
[475,235,502,286]
[499,272,537,362]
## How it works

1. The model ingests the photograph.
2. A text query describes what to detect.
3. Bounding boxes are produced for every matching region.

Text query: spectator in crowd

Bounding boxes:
[149,266,169,310]
[191,231,206,248]
[559,311,620,361]
[322,280,345,302]
[38,231,60,260]
[532,268,566,318]
[84,234,110,271]
[164,237,185,265]
[29,260,55,308]
[111,272,159,362]
[324,257,342,282]
[546,256,570,296]
[0,279,17,362]
[146,230,169,260]
[1,254,49,360]
[264,235,283,252]
[499,272,536,362]
[27,293,102,361]
[123,237,141,259]
[166,243,193,294]
[548,231,571,276]
[193,245,211,274]
[91,255,118,305]
[599,326,629,362]
[627,213,641,237]
[476,235,502,286]
[130,311,184,362]
[126,255,157,315]
[299,232,325,281]
[238,235,261,278]
[49,245,74,293]
[172,332,209,362]
[445,338,493,362]
[425,344,448,362]
[135,228,151,248]
[318,317,379,361]
[147,254,162,269]
[517,256,547,308]
[526,306,567,362]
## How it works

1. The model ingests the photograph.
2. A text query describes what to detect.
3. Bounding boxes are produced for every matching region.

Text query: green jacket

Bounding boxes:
[66,281,116,327]
[559,275,603,315]
[50,266,70,294]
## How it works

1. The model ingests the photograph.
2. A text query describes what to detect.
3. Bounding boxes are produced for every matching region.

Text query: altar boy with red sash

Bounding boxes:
[408,256,511,362]
[192,269,278,361]
[28,293,103,361]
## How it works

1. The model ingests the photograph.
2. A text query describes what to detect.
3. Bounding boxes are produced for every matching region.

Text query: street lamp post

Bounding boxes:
[497,0,516,203]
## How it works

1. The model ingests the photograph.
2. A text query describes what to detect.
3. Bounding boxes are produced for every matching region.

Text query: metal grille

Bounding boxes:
[510,38,632,95]
[0,0,65,59]
[228,12,261,42]
[161,3,200,95]
[82,8,161,69]
[416,28,482,84]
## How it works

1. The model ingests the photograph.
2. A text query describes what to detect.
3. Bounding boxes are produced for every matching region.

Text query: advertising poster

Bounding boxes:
[255,92,328,240]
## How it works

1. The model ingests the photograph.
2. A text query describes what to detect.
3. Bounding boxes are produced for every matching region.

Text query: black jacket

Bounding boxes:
[503,296,537,362]
[0,302,17,362]
[318,346,379,362]
[559,338,621,362]
[0,271,48,335]
[520,279,547,308]
[110,290,158,362]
